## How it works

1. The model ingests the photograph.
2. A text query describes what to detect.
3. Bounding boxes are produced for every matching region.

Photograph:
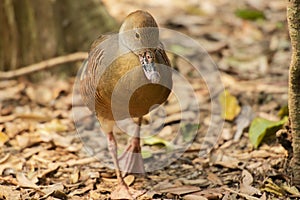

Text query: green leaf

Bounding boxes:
[249,117,288,148]
[180,123,200,142]
[143,136,173,149]
[235,9,265,21]
[219,90,241,121]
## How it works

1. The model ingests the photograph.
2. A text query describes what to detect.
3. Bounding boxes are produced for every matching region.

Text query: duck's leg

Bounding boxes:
[119,117,145,175]
[100,118,144,199]
[107,132,134,199]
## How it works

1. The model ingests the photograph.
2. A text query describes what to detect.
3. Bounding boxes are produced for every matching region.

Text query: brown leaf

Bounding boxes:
[5,120,31,138]
[0,185,21,199]
[26,85,53,105]
[0,83,24,101]
[16,132,41,149]
[250,150,273,158]
[184,187,224,199]
[70,167,80,184]
[207,172,223,185]
[0,115,16,123]
[0,80,17,89]
[210,151,242,169]
[40,131,72,148]
[240,170,261,195]
[89,190,103,199]
[38,163,61,179]
[52,80,70,99]
[124,175,135,186]
[41,183,65,199]
[0,153,10,164]
[157,185,201,195]
[66,157,98,167]
[234,105,255,141]
[16,172,39,189]
[183,194,208,200]
[0,155,23,175]
[69,182,94,196]
[16,113,51,122]
[179,178,209,186]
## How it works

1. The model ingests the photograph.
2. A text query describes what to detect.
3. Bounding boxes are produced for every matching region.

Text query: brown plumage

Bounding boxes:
[80,10,172,199]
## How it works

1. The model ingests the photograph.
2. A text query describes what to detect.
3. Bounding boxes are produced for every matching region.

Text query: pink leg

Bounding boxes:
[107,132,133,199]
[119,117,145,175]
[100,116,145,199]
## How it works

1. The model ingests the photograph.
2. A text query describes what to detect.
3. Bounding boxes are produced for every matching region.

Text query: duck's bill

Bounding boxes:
[139,50,160,84]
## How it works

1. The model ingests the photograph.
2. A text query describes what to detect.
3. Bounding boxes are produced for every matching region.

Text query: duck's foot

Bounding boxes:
[110,184,145,200]
[118,143,145,175]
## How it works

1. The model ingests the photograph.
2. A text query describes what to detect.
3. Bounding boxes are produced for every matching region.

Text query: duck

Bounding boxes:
[80,10,172,199]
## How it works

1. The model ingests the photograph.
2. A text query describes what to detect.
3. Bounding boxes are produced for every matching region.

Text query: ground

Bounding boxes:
[0,0,296,199]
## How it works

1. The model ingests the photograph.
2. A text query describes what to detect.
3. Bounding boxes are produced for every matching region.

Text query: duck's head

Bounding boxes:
[119,10,160,83]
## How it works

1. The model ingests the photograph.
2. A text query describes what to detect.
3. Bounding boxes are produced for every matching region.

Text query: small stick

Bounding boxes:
[0,52,88,80]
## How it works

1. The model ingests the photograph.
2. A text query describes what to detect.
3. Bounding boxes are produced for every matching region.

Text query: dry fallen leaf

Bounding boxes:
[240,170,261,195]
[183,187,224,200]
[124,175,135,186]
[210,151,242,169]
[70,167,80,184]
[179,178,209,186]
[234,105,255,141]
[0,132,9,146]
[156,185,201,195]
[207,172,223,185]
[16,132,41,149]
[26,85,53,106]
[16,172,39,189]
[38,163,61,179]
[41,183,65,199]
[0,185,21,199]
[0,83,24,101]
[219,90,241,121]
[0,155,23,175]
[183,194,208,200]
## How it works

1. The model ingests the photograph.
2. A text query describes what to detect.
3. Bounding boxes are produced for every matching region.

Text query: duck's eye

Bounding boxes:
[135,32,140,39]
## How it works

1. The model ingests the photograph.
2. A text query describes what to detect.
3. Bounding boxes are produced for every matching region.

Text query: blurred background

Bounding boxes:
[0,0,288,82]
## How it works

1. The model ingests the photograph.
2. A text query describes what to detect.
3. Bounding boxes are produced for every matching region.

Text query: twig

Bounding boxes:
[0,52,88,80]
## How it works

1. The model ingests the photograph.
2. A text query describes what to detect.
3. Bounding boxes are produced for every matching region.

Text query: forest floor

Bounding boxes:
[0,0,296,199]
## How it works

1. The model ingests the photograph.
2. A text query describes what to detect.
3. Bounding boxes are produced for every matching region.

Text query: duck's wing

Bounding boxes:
[80,34,118,114]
